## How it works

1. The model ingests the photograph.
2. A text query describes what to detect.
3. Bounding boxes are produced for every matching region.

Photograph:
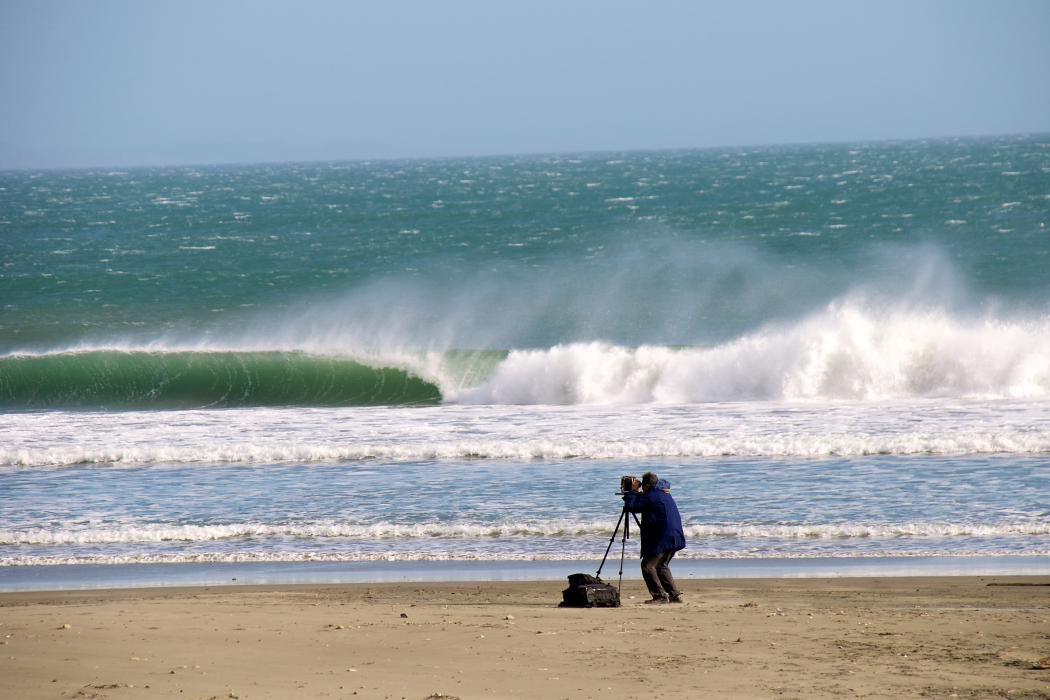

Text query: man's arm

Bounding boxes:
[623,481,648,513]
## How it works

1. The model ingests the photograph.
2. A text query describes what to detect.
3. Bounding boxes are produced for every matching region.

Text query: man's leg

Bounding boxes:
[655,550,681,601]
[640,555,668,600]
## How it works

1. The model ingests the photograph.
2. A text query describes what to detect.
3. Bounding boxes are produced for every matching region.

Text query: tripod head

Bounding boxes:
[619,474,640,494]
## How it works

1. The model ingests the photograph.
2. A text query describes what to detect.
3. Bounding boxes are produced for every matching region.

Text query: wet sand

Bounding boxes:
[1,576,1048,699]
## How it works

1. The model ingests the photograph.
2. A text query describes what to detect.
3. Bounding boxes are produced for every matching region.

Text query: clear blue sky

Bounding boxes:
[2,0,1049,168]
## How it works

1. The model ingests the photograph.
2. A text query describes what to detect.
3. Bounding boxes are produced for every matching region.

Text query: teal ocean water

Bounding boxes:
[1,135,1049,577]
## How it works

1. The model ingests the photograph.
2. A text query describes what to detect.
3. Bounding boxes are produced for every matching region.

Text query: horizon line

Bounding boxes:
[2,129,1047,174]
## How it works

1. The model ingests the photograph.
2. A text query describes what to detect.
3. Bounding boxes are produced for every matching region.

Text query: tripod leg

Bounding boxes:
[596,506,627,580]
[618,506,629,592]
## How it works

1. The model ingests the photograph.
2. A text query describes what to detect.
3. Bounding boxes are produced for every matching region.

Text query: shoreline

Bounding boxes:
[3,555,1050,593]
[2,576,1047,699]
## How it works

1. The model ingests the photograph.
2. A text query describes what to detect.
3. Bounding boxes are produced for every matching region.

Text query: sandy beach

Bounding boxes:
[1,576,1047,700]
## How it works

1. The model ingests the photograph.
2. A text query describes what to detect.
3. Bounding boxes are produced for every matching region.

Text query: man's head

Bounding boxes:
[641,472,659,491]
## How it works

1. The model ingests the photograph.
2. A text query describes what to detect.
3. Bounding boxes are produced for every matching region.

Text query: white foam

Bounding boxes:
[4,520,1045,545]
[4,549,1048,567]
[0,521,610,544]
[452,304,1050,404]
[3,429,1049,468]
[3,392,1050,467]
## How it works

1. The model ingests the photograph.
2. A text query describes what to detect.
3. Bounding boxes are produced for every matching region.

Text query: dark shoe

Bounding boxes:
[644,596,669,604]
[668,595,684,603]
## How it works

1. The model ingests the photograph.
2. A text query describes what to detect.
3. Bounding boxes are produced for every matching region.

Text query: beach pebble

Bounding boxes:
[1033,657,1050,670]
[400,613,409,618]
[58,624,71,629]
[504,615,515,620]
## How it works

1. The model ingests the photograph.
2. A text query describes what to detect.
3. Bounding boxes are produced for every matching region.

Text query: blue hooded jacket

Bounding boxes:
[623,478,686,558]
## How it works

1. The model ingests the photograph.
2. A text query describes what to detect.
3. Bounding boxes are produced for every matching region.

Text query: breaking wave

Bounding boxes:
[2,303,1048,410]
[454,304,1050,404]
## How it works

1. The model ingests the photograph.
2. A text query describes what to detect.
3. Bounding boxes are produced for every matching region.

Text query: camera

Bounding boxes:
[620,475,637,493]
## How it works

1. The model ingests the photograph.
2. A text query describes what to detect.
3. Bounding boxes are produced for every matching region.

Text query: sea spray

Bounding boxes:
[453,303,1050,404]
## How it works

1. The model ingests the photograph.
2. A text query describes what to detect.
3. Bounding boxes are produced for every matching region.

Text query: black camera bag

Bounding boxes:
[559,573,620,608]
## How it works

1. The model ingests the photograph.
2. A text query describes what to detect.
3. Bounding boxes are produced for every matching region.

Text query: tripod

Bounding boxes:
[596,502,642,593]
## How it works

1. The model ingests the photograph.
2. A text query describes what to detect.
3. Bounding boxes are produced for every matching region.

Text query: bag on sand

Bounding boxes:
[559,573,620,608]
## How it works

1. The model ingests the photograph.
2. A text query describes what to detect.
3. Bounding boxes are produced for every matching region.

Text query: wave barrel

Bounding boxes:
[0,351,442,409]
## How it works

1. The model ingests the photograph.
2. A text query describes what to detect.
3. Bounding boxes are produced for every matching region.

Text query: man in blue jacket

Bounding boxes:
[623,471,686,604]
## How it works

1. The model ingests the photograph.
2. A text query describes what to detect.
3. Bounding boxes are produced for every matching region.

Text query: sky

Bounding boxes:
[2,0,1049,169]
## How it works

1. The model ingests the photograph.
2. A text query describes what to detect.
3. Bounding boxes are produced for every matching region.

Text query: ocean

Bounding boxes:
[2,135,1049,588]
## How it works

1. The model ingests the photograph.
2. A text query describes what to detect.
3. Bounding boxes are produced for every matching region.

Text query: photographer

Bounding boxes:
[622,471,686,604]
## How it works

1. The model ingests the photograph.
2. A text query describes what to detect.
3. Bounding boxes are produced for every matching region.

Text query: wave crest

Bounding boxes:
[453,305,1050,404]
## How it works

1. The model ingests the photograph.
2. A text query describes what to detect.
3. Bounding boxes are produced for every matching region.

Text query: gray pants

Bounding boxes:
[641,549,680,600]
